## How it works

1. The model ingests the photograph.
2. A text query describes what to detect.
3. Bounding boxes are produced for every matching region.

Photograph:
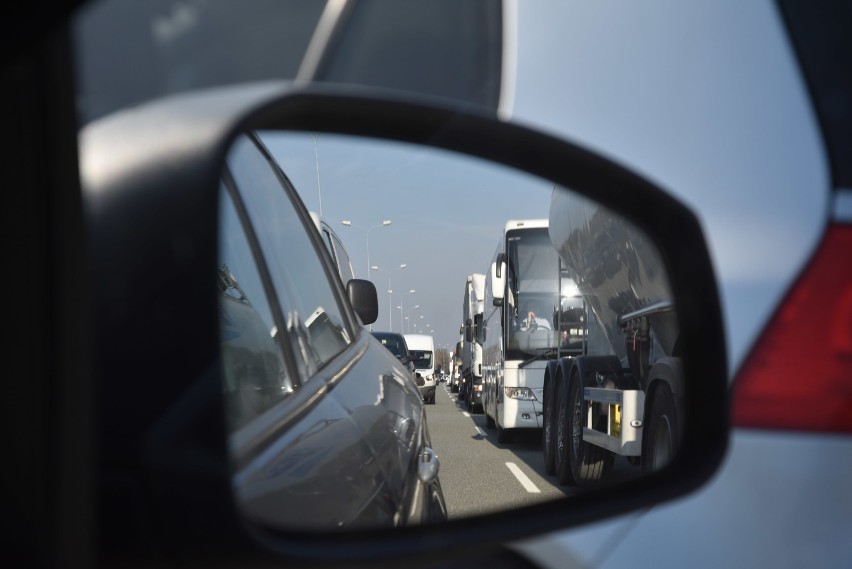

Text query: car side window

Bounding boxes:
[226,135,353,380]
[218,186,294,431]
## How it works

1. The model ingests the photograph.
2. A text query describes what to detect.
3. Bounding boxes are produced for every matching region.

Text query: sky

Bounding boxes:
[261,132,553,352]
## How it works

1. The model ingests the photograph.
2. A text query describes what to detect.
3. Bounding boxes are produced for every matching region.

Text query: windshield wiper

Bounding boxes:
[518,347,559,368]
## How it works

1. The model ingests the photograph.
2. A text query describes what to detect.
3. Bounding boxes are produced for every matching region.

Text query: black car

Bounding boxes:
[372,331,417,376]
[221,132,448,529]
[82,95,446,531]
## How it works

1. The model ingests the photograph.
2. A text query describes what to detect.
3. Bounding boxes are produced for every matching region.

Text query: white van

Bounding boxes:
[404,334,436,405]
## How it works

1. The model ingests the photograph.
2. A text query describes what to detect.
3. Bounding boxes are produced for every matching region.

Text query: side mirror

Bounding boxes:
[346,279,378,325]
[81,84,727,566]
[464,318,473,343]
[474,313,485,343]
[491,260,505,306]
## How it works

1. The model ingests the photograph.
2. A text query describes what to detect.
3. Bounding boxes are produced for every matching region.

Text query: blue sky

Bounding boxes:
[262,132,552,351]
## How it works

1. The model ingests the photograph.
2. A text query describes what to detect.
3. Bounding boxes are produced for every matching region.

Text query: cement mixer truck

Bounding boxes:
[542,188,683,485]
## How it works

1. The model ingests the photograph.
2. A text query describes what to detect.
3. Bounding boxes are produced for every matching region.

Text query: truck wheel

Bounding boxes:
[559,371,614,485]
[542,377,557,475]
[554,376,572,484]
[642,384,677,474]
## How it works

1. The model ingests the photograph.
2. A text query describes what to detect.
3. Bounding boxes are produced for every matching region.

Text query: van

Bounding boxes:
[404,334,436,404]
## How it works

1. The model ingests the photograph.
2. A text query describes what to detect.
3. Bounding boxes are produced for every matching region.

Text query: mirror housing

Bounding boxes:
[474,313,485,343]
[464,318,473,343]
[346,279,378,325]
[80,83,728,566]
[491,260,505,306]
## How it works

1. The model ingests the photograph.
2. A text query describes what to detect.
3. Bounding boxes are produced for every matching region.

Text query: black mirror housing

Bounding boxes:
[79,83,728,567]
[347,279,378,325]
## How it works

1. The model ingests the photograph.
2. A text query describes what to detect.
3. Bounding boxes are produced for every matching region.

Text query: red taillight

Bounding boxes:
[732,223,852,433]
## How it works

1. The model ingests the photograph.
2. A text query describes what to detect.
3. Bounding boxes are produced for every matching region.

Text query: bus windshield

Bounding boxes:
[505,227,561,359]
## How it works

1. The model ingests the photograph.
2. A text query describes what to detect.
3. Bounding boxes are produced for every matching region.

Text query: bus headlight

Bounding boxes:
[504,387,536,400]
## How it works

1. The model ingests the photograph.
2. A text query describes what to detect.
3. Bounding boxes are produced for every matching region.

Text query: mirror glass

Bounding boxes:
[218,131,680,531]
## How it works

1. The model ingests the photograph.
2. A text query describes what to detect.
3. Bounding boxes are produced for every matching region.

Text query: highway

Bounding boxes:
[425,382,640,520]
[426,383,566,519]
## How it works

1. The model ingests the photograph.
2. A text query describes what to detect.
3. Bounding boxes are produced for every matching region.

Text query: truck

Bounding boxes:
[451,341,462,393]
[482,219,565,443]
[459,273,486,412]
[542,187,683,485]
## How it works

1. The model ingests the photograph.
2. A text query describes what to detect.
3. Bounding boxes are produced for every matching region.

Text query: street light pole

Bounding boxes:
[341,219,392,281]
[397,289,416,333]
[373,263,406,331]
[408,304,421,333]
[309,133,323,218]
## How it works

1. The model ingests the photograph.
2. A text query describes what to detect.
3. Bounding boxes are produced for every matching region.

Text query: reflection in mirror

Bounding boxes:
[217,131,681,532]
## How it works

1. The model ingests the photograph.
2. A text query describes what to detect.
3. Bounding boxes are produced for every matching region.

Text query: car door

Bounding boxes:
[220,132,400,528]
[221,132,431,529]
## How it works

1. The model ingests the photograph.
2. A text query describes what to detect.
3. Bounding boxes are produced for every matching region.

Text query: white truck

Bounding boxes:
[542,188,683,485]
[459,273,486,412]
[451,340,462,393]
[482,219,565,443]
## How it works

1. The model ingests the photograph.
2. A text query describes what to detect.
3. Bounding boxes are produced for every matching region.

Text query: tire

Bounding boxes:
[642,383,678,474]
[542,376,557,475]
[496,416,513,443]
[556,371,614,485]
[485,412,495,429]
[554,376,572,484]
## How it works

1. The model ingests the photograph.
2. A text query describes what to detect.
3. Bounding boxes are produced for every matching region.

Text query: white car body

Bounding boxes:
[502,1,849,567]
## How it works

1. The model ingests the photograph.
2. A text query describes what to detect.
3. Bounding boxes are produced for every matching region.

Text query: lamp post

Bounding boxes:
[341,219,391,281]
[397,290,416,333]
[407,304,421,333]
[308,133,323,218]
[372,263,407,331]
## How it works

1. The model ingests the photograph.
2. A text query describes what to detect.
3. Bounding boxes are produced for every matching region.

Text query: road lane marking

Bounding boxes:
[462,412,470,417]
[505,462,541,493]
[476,427,487,437]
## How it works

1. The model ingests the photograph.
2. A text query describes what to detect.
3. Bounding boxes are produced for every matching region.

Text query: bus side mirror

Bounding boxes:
[474,313,485,343]
[465,319,473,342]
[491,260,505,306]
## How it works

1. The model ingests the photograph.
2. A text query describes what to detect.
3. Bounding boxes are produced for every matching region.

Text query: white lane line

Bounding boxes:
[505,462,541,493]
[462,411,470,417]
[476,427,487,437]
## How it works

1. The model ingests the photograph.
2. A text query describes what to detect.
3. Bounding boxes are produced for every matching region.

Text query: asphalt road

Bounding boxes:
[425,382,639,520]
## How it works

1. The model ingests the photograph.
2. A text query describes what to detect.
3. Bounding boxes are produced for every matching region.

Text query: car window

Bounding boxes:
[218,185,294,431]
[372,333,407,359]
[226,134,353,381]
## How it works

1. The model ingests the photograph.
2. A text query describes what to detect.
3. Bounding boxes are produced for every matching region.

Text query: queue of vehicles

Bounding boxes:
[458,201,682,484]
[459,273,486,412]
